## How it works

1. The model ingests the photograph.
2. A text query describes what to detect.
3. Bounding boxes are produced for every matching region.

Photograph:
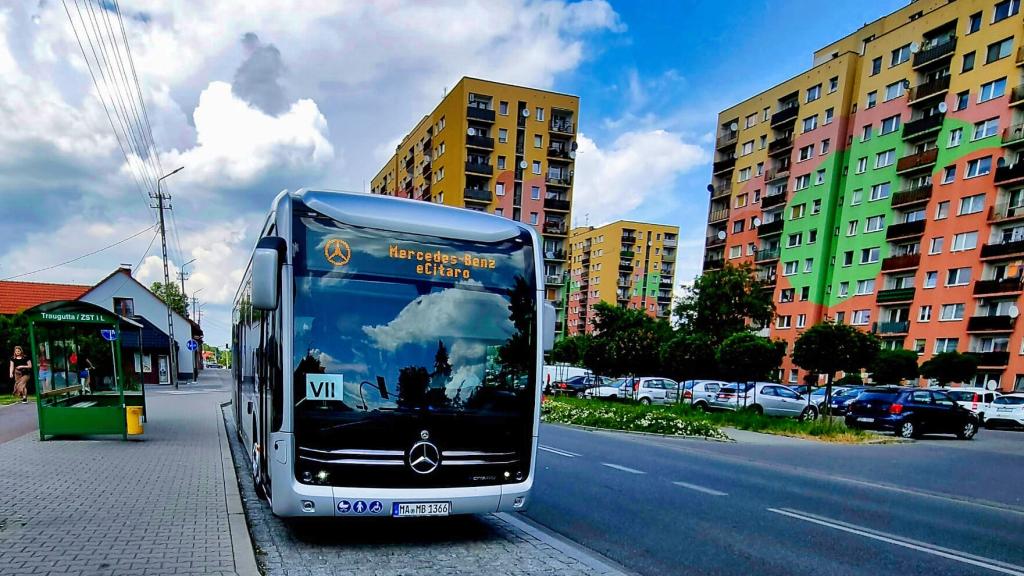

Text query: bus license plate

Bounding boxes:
[393,502,451,517]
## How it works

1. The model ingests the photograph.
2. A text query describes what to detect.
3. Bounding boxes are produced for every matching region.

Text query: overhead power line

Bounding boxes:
[0,224,157,281]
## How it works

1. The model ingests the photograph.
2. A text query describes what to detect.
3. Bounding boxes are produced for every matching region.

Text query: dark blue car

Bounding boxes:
[828,387,866,415]
[845,387,980,439]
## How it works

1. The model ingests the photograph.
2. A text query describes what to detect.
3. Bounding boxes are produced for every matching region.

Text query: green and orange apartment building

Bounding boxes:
[566,221,679,335]
[371,77,579,336]
[704,0,1024,391]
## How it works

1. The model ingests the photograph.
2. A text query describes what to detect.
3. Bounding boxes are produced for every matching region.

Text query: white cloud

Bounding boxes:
[571,130,709,226]
[363,288,512,352]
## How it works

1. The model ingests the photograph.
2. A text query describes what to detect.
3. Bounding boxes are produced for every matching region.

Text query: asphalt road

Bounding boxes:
[526,423,1024,576]
[0,401,38,443]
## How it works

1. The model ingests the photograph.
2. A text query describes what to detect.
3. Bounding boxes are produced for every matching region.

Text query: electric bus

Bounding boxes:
[232,189,554,518]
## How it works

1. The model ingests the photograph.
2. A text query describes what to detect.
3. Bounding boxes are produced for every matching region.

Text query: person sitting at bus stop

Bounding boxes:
[9,346,32,403]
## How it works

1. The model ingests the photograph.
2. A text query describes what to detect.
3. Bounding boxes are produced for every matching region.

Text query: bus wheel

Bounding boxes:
[252,443,267,500]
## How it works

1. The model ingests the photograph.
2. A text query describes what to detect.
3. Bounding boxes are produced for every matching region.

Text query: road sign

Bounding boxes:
[100,329,118,342]
[186,339,198,351]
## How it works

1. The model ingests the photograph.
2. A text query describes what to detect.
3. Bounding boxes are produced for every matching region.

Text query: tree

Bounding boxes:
[792,322,880,415]
[920,352,977,387]
[716,332,786,383]
[150,281,189,318]
[550,334,592,365]
[869,349,919,385]
[661,332,717,382]
[582,302,672,377]
[673,262,775,347]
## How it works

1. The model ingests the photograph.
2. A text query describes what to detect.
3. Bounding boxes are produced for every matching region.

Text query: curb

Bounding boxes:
[217,401,261,576]
[495,512,636,576]
[546,421,734,442]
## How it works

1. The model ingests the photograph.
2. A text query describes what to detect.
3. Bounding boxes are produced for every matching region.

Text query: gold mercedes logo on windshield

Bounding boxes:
[324,238,351,266]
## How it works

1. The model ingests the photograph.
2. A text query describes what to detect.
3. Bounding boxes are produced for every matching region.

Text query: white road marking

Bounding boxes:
[672,481,728,496]
[600,463,645,474]
[768,507,1024,576]
[538,445,581,458]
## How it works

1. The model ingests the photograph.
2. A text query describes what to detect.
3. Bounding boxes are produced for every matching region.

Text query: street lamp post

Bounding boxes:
[155,166,184,388]
[191,287,203,384]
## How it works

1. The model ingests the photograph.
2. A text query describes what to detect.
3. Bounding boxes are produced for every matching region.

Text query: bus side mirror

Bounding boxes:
[542,301,556,352]
[252,236,286,310]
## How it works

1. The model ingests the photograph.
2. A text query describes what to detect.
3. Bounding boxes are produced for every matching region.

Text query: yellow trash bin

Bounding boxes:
[126,406,144,435]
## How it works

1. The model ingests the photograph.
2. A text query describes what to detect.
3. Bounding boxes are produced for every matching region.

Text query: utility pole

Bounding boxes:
[154,166,184,389]
[177,258,195,315]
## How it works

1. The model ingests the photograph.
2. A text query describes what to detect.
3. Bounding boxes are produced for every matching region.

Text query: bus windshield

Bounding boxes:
[290,209,538,487]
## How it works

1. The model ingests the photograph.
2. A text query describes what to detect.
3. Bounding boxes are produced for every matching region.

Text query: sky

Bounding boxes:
[0,0,908,349]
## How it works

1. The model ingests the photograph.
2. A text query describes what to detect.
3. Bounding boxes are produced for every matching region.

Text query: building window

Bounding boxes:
[532,161,541,175]
[843,251,854,266]
[824,108,834,125]
[760,135,768,149]
[535,107,544,121]
[806,84,821,102]
[780,288,795,303]
[946,268,972,286]
[798,145,814,161]
[861,125,872,141]
[860,247,880,264]
[783,261,798,276]
[787,233,802,247]
[924,271,938,288]
[884,81,905,101]
[852,310,871,325]
[777,315,792,329]
[956,91,970,111]
[851,189,863,205]
[800,287,810,301]
[959,193,985,215]
[742,140,754,155]
[797,314,807,328]
[534,134,543,148]
[745,113,757,128]
[880,115,901,135]
[987,37,1014,63]
[929,237,944,254]
[838,281,850,297]
[735,193,748,208]
[113,297,134,317]
[499,101,509,115]
[935,338,959,353]
[919,306,932,322]
[531,186,541,200]
[973,118,1000,140]
[948,128,962,147]
[729,245,742,259]
[979,78,1007,103]
[962,51,976,72]
[914,339,927,354]
[965,157,992,179]
[802,115,818,132]
[856,157,867,174]
[497,156,506,170]
[968,11,982,33]
[951,231,978,251]
[530,212,539,225]
[498,128,508,143]
[756,162,764,176]
[496,182,505,196]
[870,56,882,75]
[791,203,806,219]
[865,215,885,232]
[855,279,875,295]
[870,182,891,201]
[821,139,831,155]
[891,44,911,66]
[812,199,821,214]
[866,91,877,109]
[847,220,858,236]
[942,165,957,184]
[940,304,965,321]
[794,174,810,190]
[993,0,1020,23]
[733,220,745,234]
[808,229,818,243]
[829,76,839,93]
[875,150,895,169]
[495,208,504,216]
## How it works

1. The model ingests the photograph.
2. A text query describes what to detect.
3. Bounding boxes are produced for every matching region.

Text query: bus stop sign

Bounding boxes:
[100,329,118,342]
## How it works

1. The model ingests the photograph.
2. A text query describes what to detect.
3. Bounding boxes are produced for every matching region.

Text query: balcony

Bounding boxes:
[467,106,495,122]
[550,119,575,134]
[620,250,636,259]
[885,220,926,240]
[657,291,673,302]
[761,192,787,209]
[463,188,492,203]
[544,198,571,212]
[466,134,495,149]
[988,202,1024,224]
[660,275,674,286]
[881,253,921,271]
[896,148,939,174]
[755,247,780,262]
[547,146,572,160]
[1012,85,1024,107]
[618,277,630,288]
[618,261,633,272]
[765,167,790,182]
[768,136,793,156]
[709,208,730,223]
[967,315,1016,333]
[995,162,1024,186]
[703,256,724,271]
[770,105,799,127]
[908,75,951,104]
[891,183,932,207]
[711,183,731,199]
[757,219,784,237]
[966,351,1010,368]
[713,157,736,174]
[621,233,636,243]
[1004,123,1024,147]
[902,114,944,140]
[981,239,1024,260]
[543,222,567,235]
[878,321,910,334]
[546,174,573,187]
[973,277,1023,296]
[544,249,566,260]
[465,161,493,176]
[717,131,738,150]
[545,274,565,285]
[912,37,956,69]
[663,238,678,248]
[876,287,916,304]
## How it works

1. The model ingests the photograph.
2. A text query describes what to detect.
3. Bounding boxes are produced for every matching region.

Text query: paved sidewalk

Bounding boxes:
[0,374,245,576]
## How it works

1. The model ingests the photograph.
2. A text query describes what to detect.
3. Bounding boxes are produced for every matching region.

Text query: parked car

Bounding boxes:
[845,387,980,439]
[682,380,729,411]
[712,382,818,420]
[934,387,1002,423]
[583,377,630,400]
[827,387,866,416]
[543,364,590,394]
[985,394,1024,429]
[623,377,681,405]
[552,374,614,397]
[808,386,849,412]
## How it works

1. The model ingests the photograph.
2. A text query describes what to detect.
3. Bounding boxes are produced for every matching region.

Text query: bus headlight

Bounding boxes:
[301,471,313,483]
[316,470,330,483]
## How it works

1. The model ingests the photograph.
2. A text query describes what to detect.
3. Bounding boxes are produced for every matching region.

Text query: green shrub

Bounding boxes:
[542,397,727,439]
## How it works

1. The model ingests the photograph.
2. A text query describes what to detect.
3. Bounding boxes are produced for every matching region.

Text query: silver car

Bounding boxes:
[626,377,681,405]
[683,380,729,411]
[712,382,818,420]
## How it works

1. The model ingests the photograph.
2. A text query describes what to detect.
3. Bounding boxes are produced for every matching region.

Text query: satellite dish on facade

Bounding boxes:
[707,184,715,193]
[937,101,948,113]
[902,80,911,91]
[571,141,579,151]
[1009,305,1020,319]
[986,379,998,391]
[729,122,739,131]
[519,160,528,169]
[522,108,531,117]
[717,230,727,240]
[467,127,476,136]
[910,41,920,53]
[753,217,762,227]
[568,150,576,159]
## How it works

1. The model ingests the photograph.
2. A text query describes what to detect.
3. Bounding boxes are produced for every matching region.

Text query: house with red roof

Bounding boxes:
[0,280,91,315]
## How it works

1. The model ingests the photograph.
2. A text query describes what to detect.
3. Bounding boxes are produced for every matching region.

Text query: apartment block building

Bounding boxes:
[704,0,1024,390]
[371,77,579,335]
[567,221,679,335]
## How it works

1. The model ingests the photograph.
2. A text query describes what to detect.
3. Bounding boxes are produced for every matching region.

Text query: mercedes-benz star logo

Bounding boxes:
[408,441,440,475]
[323,238,351,266]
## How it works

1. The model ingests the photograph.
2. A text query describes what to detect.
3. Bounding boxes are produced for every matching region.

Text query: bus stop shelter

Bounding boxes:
[25,300,146,440]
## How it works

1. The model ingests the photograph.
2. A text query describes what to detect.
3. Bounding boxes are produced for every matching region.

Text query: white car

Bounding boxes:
[934,387,1002,423]
[584,377,630,400]
[985,394,1024,428]
[712,382,818,420]
[623,377,681,405]
[683,380,729,411]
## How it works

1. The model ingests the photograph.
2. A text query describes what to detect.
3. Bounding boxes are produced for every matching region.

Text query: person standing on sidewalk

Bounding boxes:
[9,346,32,403]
